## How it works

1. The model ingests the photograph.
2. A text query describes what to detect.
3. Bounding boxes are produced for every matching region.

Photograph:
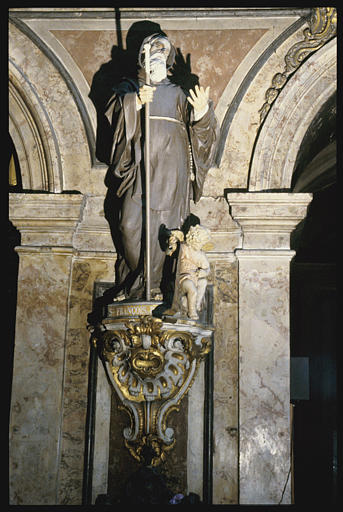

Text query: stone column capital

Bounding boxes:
[9,192,84,247]
[226,192,312,250]
[235,249,295,261]
[9,193,118,253]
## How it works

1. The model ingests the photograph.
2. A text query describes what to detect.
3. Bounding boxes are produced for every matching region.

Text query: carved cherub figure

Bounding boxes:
[164,224,212,320]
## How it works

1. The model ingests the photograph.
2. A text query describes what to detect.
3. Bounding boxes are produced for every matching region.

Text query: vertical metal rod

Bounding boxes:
[114,7,123,50]
[203,335,214,504]
[146,402,151,433]
[203,286,214,504]
[144,43,151,301]
[82,337,98,505]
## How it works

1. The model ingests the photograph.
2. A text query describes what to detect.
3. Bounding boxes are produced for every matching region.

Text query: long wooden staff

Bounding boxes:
[144,43,151,301]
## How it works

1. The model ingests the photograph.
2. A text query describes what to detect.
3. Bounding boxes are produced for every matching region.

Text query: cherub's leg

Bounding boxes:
[181,295,187,310]
[181,279,198,319]
[196,278,207,311]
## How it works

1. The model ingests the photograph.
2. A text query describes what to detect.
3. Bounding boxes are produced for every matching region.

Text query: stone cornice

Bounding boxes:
[226,192,312,250]
[9,8,311,19]
[10,192,312,254]
[9,192,84,247]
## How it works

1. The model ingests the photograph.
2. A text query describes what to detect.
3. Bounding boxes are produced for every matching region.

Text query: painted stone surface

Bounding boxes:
[51,28,267,109]
[57,257,115,504]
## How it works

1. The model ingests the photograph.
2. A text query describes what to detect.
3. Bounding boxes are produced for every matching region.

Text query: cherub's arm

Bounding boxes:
[166,230,184,256]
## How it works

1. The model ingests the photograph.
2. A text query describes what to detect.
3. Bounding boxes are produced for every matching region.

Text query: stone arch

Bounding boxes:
[9,62,63,192]
[209,20,312,194]
[248,37,336,191]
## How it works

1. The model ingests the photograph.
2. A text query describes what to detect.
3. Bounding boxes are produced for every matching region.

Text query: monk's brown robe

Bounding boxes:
[102,71,218,298]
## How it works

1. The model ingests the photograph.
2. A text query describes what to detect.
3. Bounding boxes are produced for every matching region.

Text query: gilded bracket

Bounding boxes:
[93,303,212,466]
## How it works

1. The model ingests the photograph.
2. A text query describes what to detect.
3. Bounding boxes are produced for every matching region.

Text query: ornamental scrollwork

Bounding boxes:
[95,314,212,466]
[259,7,337,124]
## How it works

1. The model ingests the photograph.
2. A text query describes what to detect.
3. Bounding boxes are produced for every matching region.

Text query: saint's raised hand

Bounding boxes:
[187,85,210,113]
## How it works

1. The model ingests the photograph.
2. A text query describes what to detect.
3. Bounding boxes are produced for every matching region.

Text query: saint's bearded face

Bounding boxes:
[150,54,167,82]
[142,35,171,83]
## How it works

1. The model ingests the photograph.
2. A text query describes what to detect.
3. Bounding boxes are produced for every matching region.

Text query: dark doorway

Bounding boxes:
[290,91,338,505]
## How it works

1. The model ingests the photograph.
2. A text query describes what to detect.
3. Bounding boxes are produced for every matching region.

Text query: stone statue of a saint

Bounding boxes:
[101,30,218,300]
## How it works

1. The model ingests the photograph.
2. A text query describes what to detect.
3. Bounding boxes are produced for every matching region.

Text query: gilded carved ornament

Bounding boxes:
[93,313,212,466]
[259,7,337,124]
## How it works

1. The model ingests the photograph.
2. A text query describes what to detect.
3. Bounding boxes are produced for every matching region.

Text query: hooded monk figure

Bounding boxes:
[102,31,218,299]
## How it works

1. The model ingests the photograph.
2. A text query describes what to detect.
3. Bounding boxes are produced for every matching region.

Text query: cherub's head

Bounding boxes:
[185,225,212,251]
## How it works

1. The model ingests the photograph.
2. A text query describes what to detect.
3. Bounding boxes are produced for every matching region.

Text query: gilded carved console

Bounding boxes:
[91,301,212,466]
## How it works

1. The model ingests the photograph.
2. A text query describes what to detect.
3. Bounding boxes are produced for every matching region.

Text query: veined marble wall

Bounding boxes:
[9,7,335,506]
[9,194,117,504]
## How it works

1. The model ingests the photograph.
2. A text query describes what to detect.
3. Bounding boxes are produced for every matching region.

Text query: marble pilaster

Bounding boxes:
[9,193,116,505]
[236,249,294,504]
[227,192,312,504]
[56,252,115,504]
[191,197,240,504]
[9,245,74,505]
[211,257,239,505]
[9,193,84,505]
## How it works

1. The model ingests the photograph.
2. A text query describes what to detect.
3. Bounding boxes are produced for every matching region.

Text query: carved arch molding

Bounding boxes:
[9,7,336,195]
[249,7,337,191]
[9,65,63,193]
